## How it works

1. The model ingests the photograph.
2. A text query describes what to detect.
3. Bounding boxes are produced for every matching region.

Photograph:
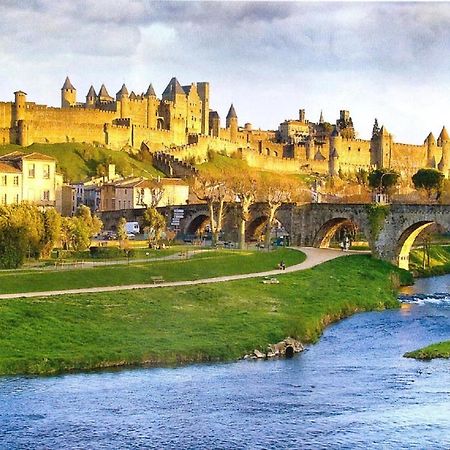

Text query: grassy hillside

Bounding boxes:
[0,143,163,182]
[0,255,411,375]
[409,244,450,276]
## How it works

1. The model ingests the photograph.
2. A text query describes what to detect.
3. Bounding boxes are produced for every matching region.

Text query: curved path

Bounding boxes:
[0,248,360,300]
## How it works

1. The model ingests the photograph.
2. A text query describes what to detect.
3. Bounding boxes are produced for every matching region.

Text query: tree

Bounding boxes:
[0,214,28,269]
[41,208,61,258]
[412,168,445,200]
[368,169,400,195]
[229,172,258,249]
[143,207,166,246]
[258,175,293,249]
[191,174,231,245]
[117,217,128,248]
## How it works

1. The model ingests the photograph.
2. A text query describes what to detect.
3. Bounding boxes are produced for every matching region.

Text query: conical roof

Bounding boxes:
[98,84,112,99]
[319,110,324,124]
[145,84,156,97]
[162,77,185,99]
[209,110,220,119]
[62,76,75,90]
[424,132,436,145]
[438,126,449,143]
[116,83,128,97]
[226,104,237,119]
[314,149,326,161]
[129,91,137,100]
[86,85,96,98]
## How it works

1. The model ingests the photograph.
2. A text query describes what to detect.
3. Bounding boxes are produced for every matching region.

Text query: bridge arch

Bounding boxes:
[184,213,210,236]
[396,221,435,270]
[246,215,269,241]
[313,217,363,248]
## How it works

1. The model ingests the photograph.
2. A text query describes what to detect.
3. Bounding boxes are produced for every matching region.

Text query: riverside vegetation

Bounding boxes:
[0,254,412,375]
[404,341,450,360]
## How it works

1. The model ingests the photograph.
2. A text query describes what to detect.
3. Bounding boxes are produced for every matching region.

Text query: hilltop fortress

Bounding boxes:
[0,76,449,179]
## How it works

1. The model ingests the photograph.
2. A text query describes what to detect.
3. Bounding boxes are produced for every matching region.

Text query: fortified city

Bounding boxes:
[1,1,450,449]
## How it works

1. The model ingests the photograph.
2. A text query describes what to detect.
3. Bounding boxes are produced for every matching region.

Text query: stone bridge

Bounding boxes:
[99,203,450,270]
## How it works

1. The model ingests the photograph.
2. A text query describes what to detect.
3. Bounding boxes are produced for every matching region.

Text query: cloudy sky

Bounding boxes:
[0,1,449,143]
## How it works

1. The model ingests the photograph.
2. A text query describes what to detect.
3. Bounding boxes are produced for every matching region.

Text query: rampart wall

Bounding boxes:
[0,102,12,128]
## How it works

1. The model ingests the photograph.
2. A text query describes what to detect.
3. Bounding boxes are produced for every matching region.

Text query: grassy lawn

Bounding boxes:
[0,255,411,375]
[404,341,450,360]
[409,245,450,276]
[0,248,304,294]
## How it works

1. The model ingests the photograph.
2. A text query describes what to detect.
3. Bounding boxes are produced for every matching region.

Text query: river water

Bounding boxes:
[1,276,450,449]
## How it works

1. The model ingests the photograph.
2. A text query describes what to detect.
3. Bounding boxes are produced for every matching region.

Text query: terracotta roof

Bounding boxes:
[22,152,56,161]
[0,162,21,173]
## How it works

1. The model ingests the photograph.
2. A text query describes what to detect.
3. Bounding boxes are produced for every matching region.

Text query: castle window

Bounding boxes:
[1,193,6,205]
[118,200,121,209]
[348,146,351,151]
[15,194,19,204]
[124,189,127,195]
[1,175,6,186]
[28,164,35,178]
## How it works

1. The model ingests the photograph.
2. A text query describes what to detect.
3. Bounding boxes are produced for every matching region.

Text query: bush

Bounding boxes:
[89,246,123,259]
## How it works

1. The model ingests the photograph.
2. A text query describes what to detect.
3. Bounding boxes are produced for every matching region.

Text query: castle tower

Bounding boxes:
[319,110,324,124]
[61,76,76,108]
[98,84,113,103]
[85,85,97,108]
[13,90,27,123]
[377,126,393,169]
[424,132,436,167]
[226,104,238,142]
[197,82,210,136]
[145,84,158,129]
[437,127,450,176]
[209,111,220,137]
[116,84,129,118]
[299,109,306,123]
[329,126,342,175]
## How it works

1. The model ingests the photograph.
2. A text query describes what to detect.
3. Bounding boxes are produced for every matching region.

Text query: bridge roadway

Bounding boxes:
[99,202,450,270]
[0,247,352,300]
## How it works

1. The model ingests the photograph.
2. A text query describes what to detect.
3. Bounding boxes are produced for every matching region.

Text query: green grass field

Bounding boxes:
[409,244,450,276]
[404,341,450,360]
[0,248,304,294]
[0,255,411,375]
[0,142,162,182]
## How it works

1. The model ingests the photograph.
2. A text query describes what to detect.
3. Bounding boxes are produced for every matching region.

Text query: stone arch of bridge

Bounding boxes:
[313,217,363,248]
[396,221,435,270]
[184,213,210,236]
[246,215,269,241]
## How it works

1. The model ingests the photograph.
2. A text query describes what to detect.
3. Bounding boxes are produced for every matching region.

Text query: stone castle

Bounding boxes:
[0,76,449,179]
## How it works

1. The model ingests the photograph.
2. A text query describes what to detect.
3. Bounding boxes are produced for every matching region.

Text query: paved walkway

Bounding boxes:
[0,247,360,300]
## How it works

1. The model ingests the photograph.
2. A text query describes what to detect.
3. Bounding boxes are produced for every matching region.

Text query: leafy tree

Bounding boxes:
[143,207,166,246]
[75,205,102,237]
[0,221,28,268]
[117,217,128,248]
[412,168,445,200]
[368,169,400,194]
[41,208,61,258]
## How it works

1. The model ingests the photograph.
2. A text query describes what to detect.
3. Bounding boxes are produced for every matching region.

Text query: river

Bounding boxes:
[1,276,449,449]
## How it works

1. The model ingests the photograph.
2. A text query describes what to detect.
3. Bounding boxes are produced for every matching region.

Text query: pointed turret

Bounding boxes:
[85,85,97,108]
[116,84,129,99]
[145,84,156,97]
[424,132,436,146]
[61,76,76,107]
[129,91,137,100]
[162,77,185,101]
[437,126,449,146]
[319,110,324,124]
[62,76,75,91]
[98,84,113,102]
[226,103,237,120]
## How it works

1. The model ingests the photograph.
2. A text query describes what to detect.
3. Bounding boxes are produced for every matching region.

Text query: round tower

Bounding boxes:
[226,104,238,142]
[13,90,27,123]
[116,84,129,118]
[61,76,76,108]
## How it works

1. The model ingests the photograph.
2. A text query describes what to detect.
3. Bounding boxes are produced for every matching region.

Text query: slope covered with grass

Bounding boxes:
[0,143,163,182]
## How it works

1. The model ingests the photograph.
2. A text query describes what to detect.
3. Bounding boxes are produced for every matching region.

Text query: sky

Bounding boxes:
[0,0,449,143]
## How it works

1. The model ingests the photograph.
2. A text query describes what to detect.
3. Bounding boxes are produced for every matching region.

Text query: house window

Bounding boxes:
[43,164,50,179]
[43,190,50,201]
[1,193,6,204]
[13,176,19,186]
[15,194,19,204]
[118,200,121,209]
[1,175,6,186]
[28,164,35,178]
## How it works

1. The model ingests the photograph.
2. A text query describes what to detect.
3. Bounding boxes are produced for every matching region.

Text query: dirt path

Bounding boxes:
[0,247,360,300]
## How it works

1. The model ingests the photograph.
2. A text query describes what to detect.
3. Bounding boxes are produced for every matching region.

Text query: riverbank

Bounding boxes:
[410,245,450,277]
[0,255,412,376]
[404,341,450,360]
